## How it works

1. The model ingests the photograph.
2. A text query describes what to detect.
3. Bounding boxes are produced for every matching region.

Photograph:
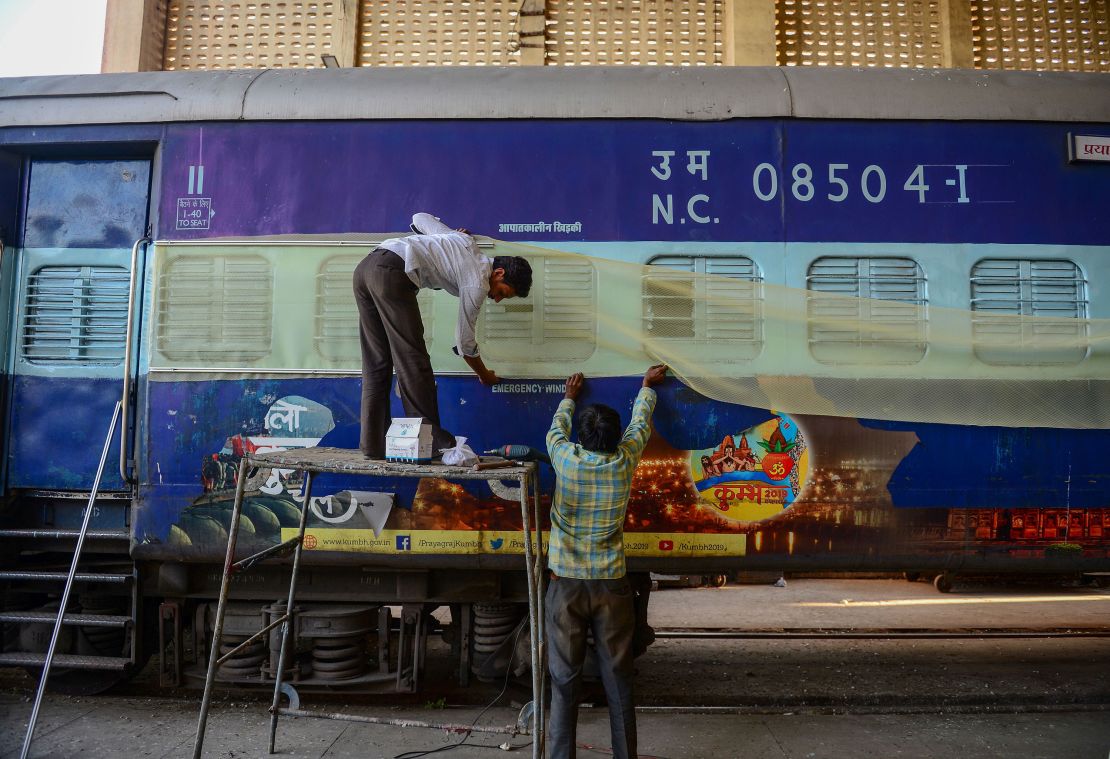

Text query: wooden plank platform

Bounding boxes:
[245,446,534,480]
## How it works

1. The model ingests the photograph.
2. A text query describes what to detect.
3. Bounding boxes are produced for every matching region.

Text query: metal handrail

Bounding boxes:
[120,236,150,484]
[21,401,122,759]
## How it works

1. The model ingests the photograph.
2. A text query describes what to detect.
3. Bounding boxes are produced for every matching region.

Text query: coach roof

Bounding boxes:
[1,67,1108,127]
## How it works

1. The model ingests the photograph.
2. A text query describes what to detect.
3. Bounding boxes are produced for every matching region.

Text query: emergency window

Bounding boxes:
[971,259,1088,365]
[643,255,763,360]
[314,255,433,363]
[156,255,274,362]
[21,265,129,364]
[806,256,927,364]
[481,255,596,361]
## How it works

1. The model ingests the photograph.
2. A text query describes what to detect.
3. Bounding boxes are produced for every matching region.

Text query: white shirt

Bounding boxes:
[379,213,491,358]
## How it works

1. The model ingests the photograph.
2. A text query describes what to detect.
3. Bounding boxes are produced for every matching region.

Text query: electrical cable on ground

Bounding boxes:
[395,617,531,758]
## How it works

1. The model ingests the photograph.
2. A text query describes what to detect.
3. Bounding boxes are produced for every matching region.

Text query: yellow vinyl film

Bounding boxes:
[148,240,1110,429]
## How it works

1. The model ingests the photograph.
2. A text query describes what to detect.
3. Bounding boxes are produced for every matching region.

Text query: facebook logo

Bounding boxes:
[395,535,411,551]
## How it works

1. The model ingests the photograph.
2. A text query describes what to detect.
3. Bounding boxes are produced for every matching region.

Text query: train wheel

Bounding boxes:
[708,574,727,588]
[933,573,954,593]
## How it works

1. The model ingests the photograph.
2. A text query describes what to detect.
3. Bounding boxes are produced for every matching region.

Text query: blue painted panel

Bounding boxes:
[156,120,785,241]
[6,158,150,490]
[7,375,125,490]
[860,418,1107,509]
[24,161,150,249]
[156,120,1109,245]
[780,120,1108,245]
[134,374,1110,548]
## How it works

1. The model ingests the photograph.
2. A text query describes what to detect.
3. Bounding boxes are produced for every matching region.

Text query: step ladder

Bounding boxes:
[0,527,138,675]
[16,402,126,759]
[191,446,548,759]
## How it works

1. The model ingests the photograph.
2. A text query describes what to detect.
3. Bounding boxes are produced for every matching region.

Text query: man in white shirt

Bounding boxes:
[353,213,533,458]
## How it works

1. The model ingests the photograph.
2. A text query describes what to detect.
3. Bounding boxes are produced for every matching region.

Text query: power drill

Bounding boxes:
[485,445,551,465]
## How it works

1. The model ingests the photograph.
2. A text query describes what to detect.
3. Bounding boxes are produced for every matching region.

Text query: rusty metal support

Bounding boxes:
[193,457,250,759]
[277,707,523,734]
[233,536,301,572]
[268,470,315,753]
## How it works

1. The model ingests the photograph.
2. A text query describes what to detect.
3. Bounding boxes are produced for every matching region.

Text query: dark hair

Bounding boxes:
[492,256,532,298]
[577,403,622,454]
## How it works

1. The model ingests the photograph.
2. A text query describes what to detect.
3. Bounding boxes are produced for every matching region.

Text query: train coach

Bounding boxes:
[0,67,1108,694]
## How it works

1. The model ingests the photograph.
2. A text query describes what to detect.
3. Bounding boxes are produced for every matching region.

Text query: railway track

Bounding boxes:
[652,626,1110,639]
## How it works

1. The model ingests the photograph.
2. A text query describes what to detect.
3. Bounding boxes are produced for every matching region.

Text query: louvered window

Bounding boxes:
[315,254,433,363]
[21,266,129,364]
[807,257,927,364]
[971,259,1088,365]
[643,255,763,359]
[482,256,595,361]
[156,255,273,362]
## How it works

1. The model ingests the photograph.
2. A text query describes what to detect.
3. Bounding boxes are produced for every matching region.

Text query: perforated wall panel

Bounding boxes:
[545,0,724,66]
[776,0,945,67]
[164,1,346,70]
[972,0,1110,71]
[358,0,525,66]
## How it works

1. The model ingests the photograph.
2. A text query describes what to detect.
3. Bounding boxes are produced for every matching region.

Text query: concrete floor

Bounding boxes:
[1,695,1107,758]
[633,578,1110,707]
[2,578,1108,758]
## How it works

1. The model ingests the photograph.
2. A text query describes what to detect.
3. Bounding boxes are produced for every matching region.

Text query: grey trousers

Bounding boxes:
[545,575,637,759]
[353,248,455,458]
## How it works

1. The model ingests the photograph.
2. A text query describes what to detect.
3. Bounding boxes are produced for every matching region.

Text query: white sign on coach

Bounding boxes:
[1070,134,1110,163]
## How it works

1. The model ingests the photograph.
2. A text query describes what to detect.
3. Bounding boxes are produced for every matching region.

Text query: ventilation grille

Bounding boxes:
[157,255,274,362]
[971,258,1088,365]
[807,256,927,364]
[643,255,763,357]
[358,0,524,66]
[546,0,724,66]
[482,256,596,360]
[315,254,433,362]
[164,1,346,70]
[777,0,945,68]
[22,266,129,365]
[971,0,1110,71]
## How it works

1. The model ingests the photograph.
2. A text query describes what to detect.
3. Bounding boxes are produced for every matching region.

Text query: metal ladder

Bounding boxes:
[191,447,547,759]
[16,402,125,759]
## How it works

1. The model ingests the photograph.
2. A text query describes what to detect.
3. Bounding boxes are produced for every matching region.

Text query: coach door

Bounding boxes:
[4,159,151,493]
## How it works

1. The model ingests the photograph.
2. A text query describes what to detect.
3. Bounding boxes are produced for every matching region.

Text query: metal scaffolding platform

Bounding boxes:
[192,447,547,758]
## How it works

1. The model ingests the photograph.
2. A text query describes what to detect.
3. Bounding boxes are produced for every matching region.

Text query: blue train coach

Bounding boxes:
[0,68,1108,692]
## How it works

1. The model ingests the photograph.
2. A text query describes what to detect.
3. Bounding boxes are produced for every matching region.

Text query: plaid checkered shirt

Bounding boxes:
[545,387,658,579]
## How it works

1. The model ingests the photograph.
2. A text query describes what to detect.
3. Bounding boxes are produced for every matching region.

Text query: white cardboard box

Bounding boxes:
[385,417,433,462]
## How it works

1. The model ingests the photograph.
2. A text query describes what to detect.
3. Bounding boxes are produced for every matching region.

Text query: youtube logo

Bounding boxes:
[658,540,674,551]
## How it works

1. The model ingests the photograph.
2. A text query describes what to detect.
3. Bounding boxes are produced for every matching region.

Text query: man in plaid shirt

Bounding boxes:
[545,364,668,759]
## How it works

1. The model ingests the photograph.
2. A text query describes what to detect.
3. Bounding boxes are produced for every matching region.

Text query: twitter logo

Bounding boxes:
[489,538,504,550]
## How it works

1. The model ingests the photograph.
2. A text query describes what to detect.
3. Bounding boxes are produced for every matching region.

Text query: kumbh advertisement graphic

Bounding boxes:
[691,416,808,523]
[143,388,1108,566]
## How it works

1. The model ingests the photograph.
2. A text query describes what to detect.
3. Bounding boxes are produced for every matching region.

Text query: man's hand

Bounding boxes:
[463,354,499,387]
[564,373,584,401]
[642,364,668,388]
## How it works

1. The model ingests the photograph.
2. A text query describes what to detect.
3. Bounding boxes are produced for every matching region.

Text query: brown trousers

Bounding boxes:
[353,249,456,458]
